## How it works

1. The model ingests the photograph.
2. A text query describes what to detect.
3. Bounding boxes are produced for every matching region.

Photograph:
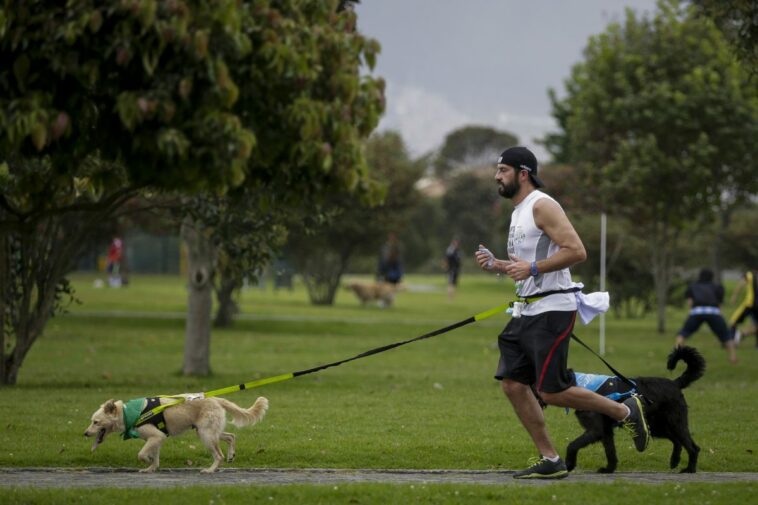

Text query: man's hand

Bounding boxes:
[504,255,531,281]
[475,244,496,271]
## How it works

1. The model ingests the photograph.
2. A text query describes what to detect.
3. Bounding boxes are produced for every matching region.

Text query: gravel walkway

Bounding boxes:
[1,468,756,488]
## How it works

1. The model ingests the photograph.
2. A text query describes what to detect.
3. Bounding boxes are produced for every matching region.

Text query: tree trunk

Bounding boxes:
[301,249,351,305]
[2,221,75,385]
[649,218,681,334]
[181,216,215,376]
[0,231,6,385]
[214,273,239,328]
[653,271,669,334]
[710,207,732,281]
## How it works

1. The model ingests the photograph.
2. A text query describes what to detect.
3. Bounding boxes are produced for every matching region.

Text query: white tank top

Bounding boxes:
[507,190,577,315]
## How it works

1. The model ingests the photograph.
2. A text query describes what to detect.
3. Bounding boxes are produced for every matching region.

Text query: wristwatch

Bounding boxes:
[530,261,539,277]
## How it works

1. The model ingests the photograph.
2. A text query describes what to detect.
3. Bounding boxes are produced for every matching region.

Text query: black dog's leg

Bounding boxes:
[565,430,603,472]
[662,401,700,473]
[597,421,618,474]
[669,440,682,469]
[677,434,700,473]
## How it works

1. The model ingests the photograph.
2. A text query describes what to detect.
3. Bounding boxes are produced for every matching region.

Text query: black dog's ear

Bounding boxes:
[103,399,117,415]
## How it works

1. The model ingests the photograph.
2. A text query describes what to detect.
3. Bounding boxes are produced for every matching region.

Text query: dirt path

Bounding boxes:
[1,468,756,488]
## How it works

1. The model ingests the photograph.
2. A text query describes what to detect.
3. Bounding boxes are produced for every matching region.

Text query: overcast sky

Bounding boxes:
[355,0,659,163]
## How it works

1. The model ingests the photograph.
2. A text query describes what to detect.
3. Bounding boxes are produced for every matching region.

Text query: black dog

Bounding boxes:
[565,346,705,474]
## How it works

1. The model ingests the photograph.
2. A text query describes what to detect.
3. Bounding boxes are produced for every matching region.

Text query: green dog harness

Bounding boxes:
[122,398,170,440]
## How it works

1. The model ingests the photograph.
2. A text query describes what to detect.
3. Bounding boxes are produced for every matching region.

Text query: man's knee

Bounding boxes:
[538,390,563,406]
[500,379,529,397]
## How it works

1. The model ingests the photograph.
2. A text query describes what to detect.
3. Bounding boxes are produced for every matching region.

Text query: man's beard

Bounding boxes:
[498,177,520,199]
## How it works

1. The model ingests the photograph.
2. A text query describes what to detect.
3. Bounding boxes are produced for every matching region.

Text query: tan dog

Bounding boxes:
[346,281,399,307]
[84,395,268,473]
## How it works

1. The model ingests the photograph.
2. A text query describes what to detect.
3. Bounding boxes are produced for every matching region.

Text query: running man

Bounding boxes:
[475,146,650,480]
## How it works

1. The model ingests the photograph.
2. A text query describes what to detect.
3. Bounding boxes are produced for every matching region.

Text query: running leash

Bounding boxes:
[570,333,637,390]
[136,302,512,426]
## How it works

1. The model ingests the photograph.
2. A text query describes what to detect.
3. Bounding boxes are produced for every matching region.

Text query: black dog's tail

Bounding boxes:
[667,346,706,390]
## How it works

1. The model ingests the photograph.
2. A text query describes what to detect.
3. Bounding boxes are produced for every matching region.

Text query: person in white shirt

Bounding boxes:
[474,146,650,479]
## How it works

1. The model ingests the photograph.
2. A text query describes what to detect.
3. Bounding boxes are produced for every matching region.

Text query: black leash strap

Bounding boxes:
[570,333,637,389]
[293,316,477,377]
[516,286,583,304]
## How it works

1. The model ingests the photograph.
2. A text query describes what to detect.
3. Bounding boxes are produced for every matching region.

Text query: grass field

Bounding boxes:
[1,272,756,503]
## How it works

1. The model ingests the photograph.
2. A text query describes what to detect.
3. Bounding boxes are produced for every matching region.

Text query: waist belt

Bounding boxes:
[514,286,582,305]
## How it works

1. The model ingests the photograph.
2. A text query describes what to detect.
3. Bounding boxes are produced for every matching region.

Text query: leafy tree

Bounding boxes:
[287,131,423,305]
[720,204,758,269]
[546,0,758,332]
[440,170,508,255]
[0,1,255,385]
[690,0,758,71]
[434,126,518,178]
[0,0,383,383]
[176,0,385,374]
[401,197,446,272]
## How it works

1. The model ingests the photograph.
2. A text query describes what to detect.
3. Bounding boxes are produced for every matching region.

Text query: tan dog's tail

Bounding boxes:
[215,396,269,427]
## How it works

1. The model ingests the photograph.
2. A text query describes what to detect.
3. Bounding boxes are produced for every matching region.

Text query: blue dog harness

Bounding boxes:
[573,372,637,401]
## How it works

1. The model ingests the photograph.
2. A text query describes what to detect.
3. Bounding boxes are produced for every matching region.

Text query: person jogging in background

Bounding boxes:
[675,268,736,364]
[474,146,650,480]
[728,269,757,349]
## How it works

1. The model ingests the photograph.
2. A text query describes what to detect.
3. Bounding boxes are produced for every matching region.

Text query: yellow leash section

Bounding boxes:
[136,302,511,427]
[205,373,296,398]
[474,302,511,321]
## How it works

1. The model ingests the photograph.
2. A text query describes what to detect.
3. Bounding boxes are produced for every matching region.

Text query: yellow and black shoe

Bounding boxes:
[512,456,569,479]
[622,394,650,452]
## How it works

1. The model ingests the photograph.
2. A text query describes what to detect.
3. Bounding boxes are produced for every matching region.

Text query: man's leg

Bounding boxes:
[540,386,650,452]
[502,379,569,479]
[501,379,558,458]
[725,340,738,364]
[708,315,738,364]
[675,315,701,348]
[539,386,627,421]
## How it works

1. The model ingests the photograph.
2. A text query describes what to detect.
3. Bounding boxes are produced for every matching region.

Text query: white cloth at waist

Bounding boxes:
[689,306,721,316]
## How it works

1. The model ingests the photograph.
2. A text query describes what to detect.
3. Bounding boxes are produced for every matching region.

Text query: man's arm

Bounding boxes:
[504,198,586,281]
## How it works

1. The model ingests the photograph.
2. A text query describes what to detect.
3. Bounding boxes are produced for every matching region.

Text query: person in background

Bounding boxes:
[445,238,461,301]
[107,236,123,288]
[377,232,403,285]
[728,269,757,348]
[675,268,736,363]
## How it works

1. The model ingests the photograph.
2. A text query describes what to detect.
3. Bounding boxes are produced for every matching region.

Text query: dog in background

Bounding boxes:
[84,395,268,473]
[565,346,705,474]
[345,281,399,307]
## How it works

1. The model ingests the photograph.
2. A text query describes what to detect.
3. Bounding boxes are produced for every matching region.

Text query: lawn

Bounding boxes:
[0,272,755,503]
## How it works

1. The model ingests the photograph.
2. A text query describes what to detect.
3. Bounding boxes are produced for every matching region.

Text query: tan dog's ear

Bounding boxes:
[103,399,117,415]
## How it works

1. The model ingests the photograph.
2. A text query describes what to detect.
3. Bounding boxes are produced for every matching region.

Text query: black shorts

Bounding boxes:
[448,269,459,286]
[679,313,732,343]
[494,311,577,393]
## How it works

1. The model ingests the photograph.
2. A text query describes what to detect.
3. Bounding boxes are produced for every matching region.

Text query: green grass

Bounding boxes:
[1,272,756,502]
[1,482,756,505]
